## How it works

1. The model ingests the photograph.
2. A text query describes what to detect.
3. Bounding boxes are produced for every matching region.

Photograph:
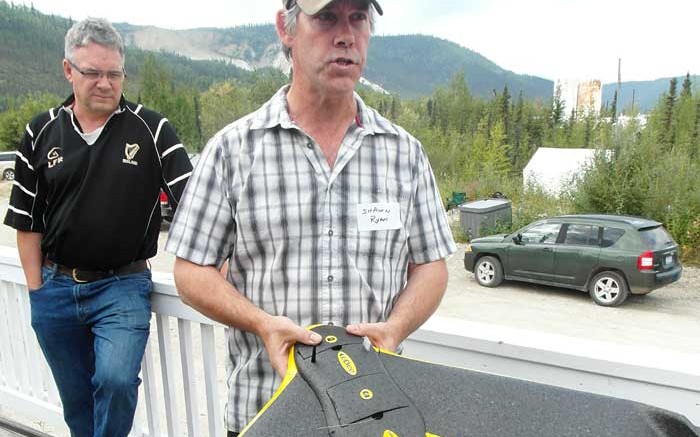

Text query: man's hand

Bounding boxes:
[347,260,448,352]
[259,316,322,377]
[346,322,401,352]
[17,231,43,290]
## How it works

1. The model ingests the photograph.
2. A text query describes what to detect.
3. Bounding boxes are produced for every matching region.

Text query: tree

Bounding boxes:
[659,78,678,150]
[693,100,700,160]
[390,96,399,120]
[511,90,524,166]
[0,93,61,151]
[551,83,565,129]
[499,85,511,130]
[139,55,200,150]
[470,117,511,180]
[445,71,472,134]
[426,98,435,126]
[681,73,693,99]
[674,75,697,156]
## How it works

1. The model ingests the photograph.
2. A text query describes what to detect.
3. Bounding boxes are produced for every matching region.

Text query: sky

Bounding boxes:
[11,0,699,84]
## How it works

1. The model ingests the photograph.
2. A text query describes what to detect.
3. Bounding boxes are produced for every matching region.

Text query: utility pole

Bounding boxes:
[614,58,622,155]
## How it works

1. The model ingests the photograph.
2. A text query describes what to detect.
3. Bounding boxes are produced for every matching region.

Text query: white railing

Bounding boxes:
[0,246,226,437]
[1,245,699,436]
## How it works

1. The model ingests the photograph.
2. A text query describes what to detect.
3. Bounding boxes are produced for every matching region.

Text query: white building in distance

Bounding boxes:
[555,79,603,117]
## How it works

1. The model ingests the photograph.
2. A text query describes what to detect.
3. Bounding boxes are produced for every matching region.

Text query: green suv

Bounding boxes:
[463,215,683,306]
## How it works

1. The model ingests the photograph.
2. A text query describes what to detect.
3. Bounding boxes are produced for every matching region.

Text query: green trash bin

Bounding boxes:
[445,192,466,211]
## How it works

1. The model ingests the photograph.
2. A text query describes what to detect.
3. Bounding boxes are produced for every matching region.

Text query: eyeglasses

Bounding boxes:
[67,59,127,82]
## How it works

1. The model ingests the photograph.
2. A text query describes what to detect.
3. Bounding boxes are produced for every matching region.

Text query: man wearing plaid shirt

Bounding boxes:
[165,0,456,434]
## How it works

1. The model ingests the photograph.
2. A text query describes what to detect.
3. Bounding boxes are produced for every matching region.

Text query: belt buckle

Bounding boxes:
[72,268,88,283]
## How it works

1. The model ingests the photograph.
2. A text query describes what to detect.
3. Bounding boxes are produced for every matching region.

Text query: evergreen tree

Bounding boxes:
[551,83,565,128]
[193,95,203,151]
[445,70,472,134]
[693,99,700,160]
[426,98,435,126]
[482,120,512,177]
[139,55,200,150]
[499,86,511,122]
[659,78,678,150]
[681,73,693,99]
[674,75,697,156]
[390,96,399,120]
[549,83,566,146]
[511,90,524,166]
[0,92,61,151]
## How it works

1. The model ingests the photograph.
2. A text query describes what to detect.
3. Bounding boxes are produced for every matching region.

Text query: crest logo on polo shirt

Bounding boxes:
[47,147,63,168]
[122,143,140,166]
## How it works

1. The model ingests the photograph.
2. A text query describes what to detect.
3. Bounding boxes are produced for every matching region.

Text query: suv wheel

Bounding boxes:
[3,168,14,181]
[475,256,503,287]
[589,271,629,307]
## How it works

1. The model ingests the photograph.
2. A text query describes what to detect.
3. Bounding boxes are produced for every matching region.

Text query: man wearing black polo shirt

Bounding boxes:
[3,18,192,437]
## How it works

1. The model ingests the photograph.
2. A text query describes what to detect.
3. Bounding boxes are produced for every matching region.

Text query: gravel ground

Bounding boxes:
[441,242,700,354]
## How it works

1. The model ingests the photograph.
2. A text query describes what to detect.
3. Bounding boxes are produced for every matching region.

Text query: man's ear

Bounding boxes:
[63,59,73,82]
[275,10,293,48]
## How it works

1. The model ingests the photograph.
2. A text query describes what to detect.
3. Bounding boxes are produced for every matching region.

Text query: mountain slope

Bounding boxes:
[4,1,693,110]
[1,1,554,103]
[116,23,285,71]
[116,24,554,100]
[602,76,700,112]
[0,2,270,107]
[364,34,551,100]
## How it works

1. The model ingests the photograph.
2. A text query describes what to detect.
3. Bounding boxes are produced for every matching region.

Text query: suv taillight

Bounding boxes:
[159,191,168,204]
[637,251,654,270]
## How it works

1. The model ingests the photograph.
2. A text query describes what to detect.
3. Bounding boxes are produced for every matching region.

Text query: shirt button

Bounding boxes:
[328,229,334,236]
[307,142,313,149]
[327,275,334,283]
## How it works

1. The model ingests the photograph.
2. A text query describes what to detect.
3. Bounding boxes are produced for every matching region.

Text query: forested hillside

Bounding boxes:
[365,35,552,100]
[117,23,555,100]
[0,2,280,109]
[0,2,71,100]
[1,2,554,103]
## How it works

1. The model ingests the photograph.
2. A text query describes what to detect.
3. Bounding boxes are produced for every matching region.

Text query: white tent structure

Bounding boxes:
[523,147,607,195]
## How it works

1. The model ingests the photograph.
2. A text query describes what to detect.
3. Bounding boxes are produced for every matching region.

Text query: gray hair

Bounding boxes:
[64,17,124,63]
[281,1,376,61]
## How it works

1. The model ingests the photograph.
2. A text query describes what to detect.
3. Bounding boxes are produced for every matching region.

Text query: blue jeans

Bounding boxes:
[29,265,152,437]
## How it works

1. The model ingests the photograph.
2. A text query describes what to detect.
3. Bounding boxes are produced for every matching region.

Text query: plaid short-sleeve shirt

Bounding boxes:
[165,86,456,431]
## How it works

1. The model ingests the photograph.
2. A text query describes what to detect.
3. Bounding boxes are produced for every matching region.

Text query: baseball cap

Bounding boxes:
[284,0,383,16]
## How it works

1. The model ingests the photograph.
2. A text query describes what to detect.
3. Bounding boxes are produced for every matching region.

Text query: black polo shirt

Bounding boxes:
[4,95,193,269]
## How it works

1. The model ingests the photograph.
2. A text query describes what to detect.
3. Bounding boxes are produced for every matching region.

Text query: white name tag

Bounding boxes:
[357,202,401,231]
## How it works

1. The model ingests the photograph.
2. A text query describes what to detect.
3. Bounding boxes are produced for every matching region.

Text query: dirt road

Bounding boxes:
[442,243,699,354]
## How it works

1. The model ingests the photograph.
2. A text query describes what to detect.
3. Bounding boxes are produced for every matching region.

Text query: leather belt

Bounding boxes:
[44,259,148,283]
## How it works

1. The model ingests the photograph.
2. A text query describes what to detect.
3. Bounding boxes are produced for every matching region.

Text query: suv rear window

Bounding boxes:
[0,152,15,162]
[602,227,625,248]
[639,226,674,249]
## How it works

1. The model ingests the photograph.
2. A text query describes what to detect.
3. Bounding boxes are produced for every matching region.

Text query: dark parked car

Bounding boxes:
[464,214,683,306]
